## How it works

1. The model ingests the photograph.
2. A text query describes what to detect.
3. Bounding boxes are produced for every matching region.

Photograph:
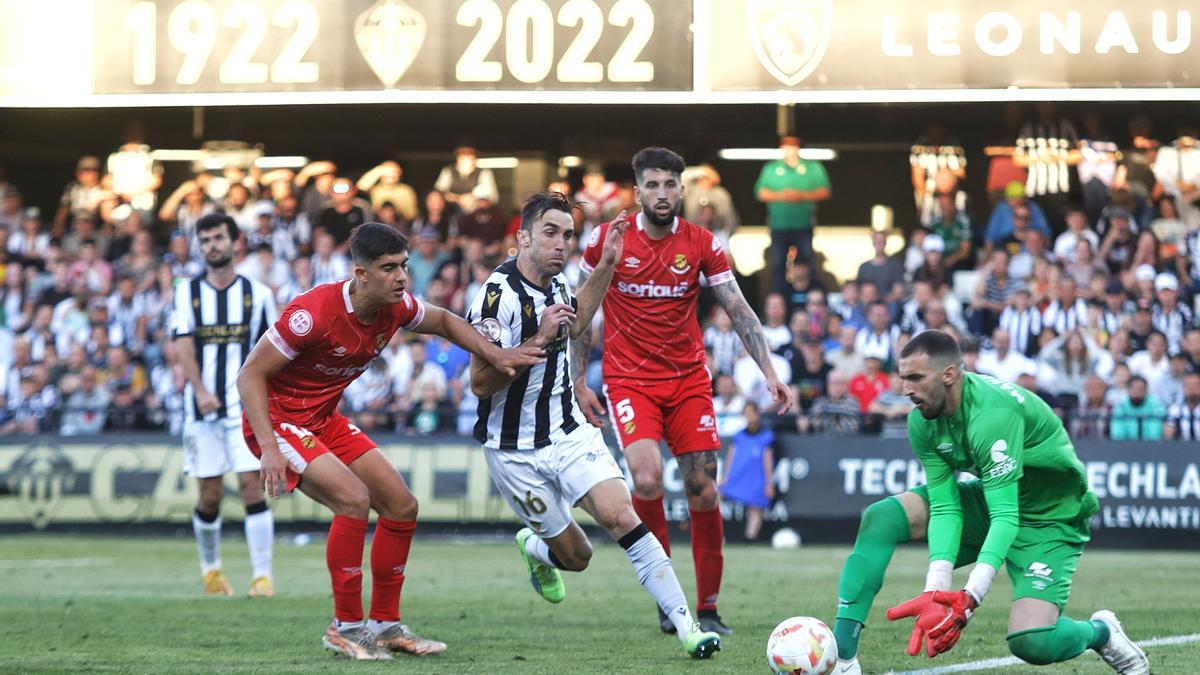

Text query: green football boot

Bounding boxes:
[515,528,565,604]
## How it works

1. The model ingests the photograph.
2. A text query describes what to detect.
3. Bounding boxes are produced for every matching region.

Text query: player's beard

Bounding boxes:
[641,201,676,228]
[207,250,234,269]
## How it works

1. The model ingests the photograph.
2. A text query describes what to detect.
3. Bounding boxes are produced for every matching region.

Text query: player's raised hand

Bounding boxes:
[597,210,629,267]
[537,303,577,343]
[767,377,797,414]
[492,344,546,377]
[259,446,290,499]
[886,591,955,658]
[574,380,607,428]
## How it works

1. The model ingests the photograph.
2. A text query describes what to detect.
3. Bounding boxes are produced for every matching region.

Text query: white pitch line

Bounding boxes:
[886,633,1200,675]
[0,557,113,569]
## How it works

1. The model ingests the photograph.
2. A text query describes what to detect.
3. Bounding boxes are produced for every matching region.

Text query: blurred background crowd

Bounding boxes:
[1,105,1198,441]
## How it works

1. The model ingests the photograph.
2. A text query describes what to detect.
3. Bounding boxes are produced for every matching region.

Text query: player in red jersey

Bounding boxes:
[574,146,796,635]
[237,222,542,660]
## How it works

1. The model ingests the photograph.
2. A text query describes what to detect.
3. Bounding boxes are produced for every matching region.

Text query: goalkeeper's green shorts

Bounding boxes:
[908,480,1090,610]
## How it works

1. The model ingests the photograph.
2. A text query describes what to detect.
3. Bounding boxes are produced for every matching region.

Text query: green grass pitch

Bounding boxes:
[1,534,1197,673]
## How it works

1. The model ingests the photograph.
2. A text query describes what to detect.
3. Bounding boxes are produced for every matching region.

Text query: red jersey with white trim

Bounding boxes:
[261,279,424,430]
[581,213,736,381]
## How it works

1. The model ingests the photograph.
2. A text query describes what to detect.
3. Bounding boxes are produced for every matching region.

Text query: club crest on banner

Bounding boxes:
[355,0,427,88]
[747,0,833,87]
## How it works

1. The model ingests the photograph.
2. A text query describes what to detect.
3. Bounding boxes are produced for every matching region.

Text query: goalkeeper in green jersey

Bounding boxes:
[830,331,1149,675]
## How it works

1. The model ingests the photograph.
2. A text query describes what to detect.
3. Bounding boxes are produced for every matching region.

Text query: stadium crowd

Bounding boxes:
[1,108,1199,441]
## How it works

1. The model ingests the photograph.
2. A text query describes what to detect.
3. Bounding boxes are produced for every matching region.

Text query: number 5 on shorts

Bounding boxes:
[614,399,635,424]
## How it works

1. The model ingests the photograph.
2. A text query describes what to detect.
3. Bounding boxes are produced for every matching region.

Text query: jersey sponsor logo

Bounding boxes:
[288,309,313,336]
[670,253,692,274]
[313,362,373,378]
[615,279,689,298]
[623,256,641,268]
[748,0,834,87]
[987,439,1017,479]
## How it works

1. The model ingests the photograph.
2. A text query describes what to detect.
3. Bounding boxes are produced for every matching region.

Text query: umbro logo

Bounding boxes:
[936,442,954,453]
[623,256,641,268]
[333,346,348,357]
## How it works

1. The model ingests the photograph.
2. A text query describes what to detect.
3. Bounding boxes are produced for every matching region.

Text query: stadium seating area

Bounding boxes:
[0,121,1198,441]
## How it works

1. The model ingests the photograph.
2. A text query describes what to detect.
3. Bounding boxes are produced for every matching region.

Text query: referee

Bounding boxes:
[172,213,278,597]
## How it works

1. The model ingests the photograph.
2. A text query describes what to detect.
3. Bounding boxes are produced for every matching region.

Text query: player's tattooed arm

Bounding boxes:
[569,281,607,427]
[712,281,797,412]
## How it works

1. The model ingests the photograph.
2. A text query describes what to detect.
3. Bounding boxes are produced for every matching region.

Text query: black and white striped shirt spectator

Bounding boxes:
[1043,297,1089,335]
[1165,374,1200,440]
[1000,304,1043,357]
[1151,273,1193,353]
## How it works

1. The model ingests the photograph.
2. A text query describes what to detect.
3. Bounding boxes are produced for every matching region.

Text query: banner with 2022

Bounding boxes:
[0,434,1195,549]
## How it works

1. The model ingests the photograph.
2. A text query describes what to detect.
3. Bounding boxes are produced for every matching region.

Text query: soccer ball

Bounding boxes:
[771,527,802,550]
[766,616,838,675]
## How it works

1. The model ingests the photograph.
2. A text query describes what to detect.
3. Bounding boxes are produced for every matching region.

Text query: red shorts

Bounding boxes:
[242,412,377,492]
[603,369,720,456]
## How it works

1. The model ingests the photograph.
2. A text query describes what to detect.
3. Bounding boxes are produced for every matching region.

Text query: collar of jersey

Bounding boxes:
[635,211,679,235]
[341,280,355,313]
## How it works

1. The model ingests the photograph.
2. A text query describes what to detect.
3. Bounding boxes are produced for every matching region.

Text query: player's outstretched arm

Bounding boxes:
[711,280,796,413]
[468,304,571,398]
[415,304,544,380]
[236,338,294,499]
[570,211,626,339]
[569,287,606,428]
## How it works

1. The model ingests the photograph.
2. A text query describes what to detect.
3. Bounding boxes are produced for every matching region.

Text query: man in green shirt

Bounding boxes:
[830,330,1149,675]
[755,135,831,295]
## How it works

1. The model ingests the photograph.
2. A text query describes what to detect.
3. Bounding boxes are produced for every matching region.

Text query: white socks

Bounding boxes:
[524,533,560,568]
[619,524,694,640]
[192,509,222,573]
[244,506,274,579]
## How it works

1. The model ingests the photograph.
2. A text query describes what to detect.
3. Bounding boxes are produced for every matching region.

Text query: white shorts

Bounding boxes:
[183,418,261,478]
[484,425,625,538]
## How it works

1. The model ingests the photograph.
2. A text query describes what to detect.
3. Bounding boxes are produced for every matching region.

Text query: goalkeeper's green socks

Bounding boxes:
[833,496,911,660]
[1007,616,1109,664]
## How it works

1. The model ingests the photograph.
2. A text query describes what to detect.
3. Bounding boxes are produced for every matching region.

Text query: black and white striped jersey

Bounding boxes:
[172,275,276,423]
[466,258,585,451]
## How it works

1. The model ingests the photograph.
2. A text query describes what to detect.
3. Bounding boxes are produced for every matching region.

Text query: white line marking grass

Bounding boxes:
[886,632,1200,674]
[0,558,113,569]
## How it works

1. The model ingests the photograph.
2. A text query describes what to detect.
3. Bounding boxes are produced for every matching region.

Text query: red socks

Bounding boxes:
[689,507,724,612]
[632,495,671,557]
[369,518,416,622]
[327,515,368,622]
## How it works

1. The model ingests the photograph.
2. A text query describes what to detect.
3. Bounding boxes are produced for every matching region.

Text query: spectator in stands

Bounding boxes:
[60,211,107,259]
[1076,112,1120,227]
[54,155,112,236]
[912,234,951,288]
[857,230,904,303]
[404,376,455,435]
[832,280,866,330]
[1129,330,1171,389]
[978,327,1037,383]
[575,164,621,233]
[1153,352,1189,408]
[855,302,899,368]
[317,178,372,247]
[985,182,1051,253]
[783,258,825,316]
[457,188,508,255]
[0,186,23,232]
[998,286,1042,357]
[712,373,747,437]
[59,366,110,435]
[159,180,215,243]
[1098,207,1137,273]
[704,306,741,376]
[1183,328,1200,373]
[357,160,418,224]
[1152,127,1200,231]
[435,146,497,216]
[1040,330,1109,408]
[755,135,831,293]
[1054,206,1100,263]
[310,231,350,285]
[799,369,860,435]
[848,355,888,413]
[412,190,457,244]
[1014,102,1080,233]
[779,333,829,411]
[1151,272,1192,354]
[344,357,393,431]
[1072,375,1112,438]
[238,243,290,296]
[116,230,159,294]
[1008,229,1052,283]
[911,123,967,226]
[869,375,914,437]
[294,160,337,224]
[406,227,450,300]
[221,183,257,232]
[1114,115,1160,226]
[1110,375,1166,441]
[825,324,866,377]
[683,163,739,248]
[969,248,1016,335]
[246,202,296,262]
[761,293,791,350]
[1164,372,1200,440]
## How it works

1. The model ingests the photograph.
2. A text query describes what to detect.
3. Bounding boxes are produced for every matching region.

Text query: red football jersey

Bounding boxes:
[262,279,425,430]
[581,213,735,381]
